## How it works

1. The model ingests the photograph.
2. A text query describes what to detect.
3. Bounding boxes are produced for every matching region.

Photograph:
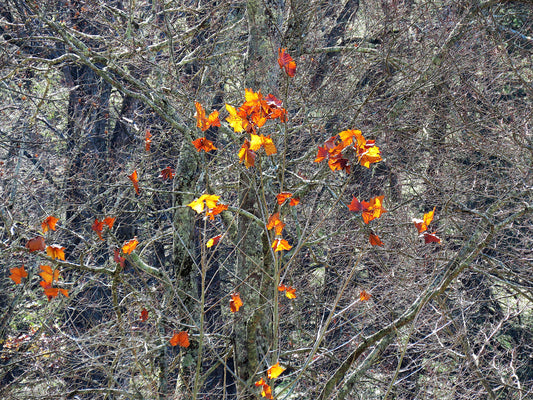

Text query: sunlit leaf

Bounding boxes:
[41,216,59,233]
[360,290,372,301]
[238,139,256,168]
[145,130,152,151]
[128,170,140,195]
[272,238,292,252]
[230,293,243,312]
[278,48,296,77]
[267,362,286,379]
[39,265,59,284]
[413,207,436,234]
[46,244,65,260]
[267,213,286,236]
[188,194,221,214]
[206,235,222,248]
[225,104,247,133]
[195,101,220,131]
[289,197,300,206]
[285,286,296,299]
[122,238,139,254]
[423,232,441,244]
[192,137,217,152]
[276,192,292,205]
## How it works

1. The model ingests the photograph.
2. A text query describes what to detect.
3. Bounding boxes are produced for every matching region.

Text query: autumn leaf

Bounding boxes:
[250,134,277,155]
[187,194,221,214]
[260,383,273,399]
[26,236,46,252]
[369,233,384,246]
[225,104,247,133]
[195,101,220,131]
[413,207,436,234]
[41,216,59,233]
[276,192,292,205]
[9,266,28,284]
[206,235,222,248]
[230,293,243,312]
[267,213,286,236]
[46,244,65,260]
[285,286,296,299]
[339,129,365,147]
[423,232,441,244]
[39,265,59,284]
[358,142,382,168]
[255,378,267,387]
[278,283,287,292]
[145,130,152,151]
[192,137,217,152]
[362,196,387,224]
[360,290,372,301]
[160,166,175,181]
[278,48,296,77]
[347,196,367,212]
[122,238,139,254]
[40,281,59,301]
[267,362,286,379]
[103,217,115,229]
[205,203,228,220]
[272,238,292,252]
[92,219,105,240]
[289,197,300,206]
[128,170,140,195]
[170,331,190,348]
[238,139,256,168]
[140,308,149,322]
[114,248,125,269]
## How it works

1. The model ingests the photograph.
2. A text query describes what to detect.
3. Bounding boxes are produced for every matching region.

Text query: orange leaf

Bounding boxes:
[39,265,59,284]
[9,266,28,284]
[276,192,292,205]
[40,281,59,301]
[267,213,286,236]
[128,170,140,195]
[140,308,149,322]
[192,137,217,152]
[170,331,190,347]
[238,139,256,168]
[41,216,59,233]
[413,207,436,234]
[339,129,365,147]
[278,48,296,77]
[360,290,372,301]
[289,197,300,206]
[160,166,175,181]
[255,378,267,387]
[362,196,387,224]
[225,104,247,133]
[278,283,287,292]
[250,134,277,155]
[260,383,273,399]
[205,203,228,220]
[26,236,46,252]
[145,130,152,151]
[369,233,384,246]
[122,238,139,254]
[206,235,222,248]
[358,142,382,168]
[103,217,115,229]
[46,244,65,260]
[423,232,441,244]
[272,238,292,252]
[230,293,243,312]
[59,288,69,298]
[267,362,286,379]
[195,102,220,131]
[285,286,296,299]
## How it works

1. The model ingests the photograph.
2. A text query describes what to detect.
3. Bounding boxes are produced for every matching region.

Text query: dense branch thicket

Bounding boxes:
[1,1,532,399]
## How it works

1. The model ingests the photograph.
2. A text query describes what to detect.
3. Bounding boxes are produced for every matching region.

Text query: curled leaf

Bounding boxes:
[238,139,256,168]
[160,166,176,181]
[276,192,292,205]
[145,130,152,151]
[128,170,140,195]
[192,137,217,152]
[285,286,296,299]
[195,102,220,131]
[39,265,59,284]
[46,244,65,260]
[122,238,139,254]
[278,48,296,77]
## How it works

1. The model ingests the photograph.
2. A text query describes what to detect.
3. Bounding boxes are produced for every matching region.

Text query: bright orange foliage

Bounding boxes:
[39,265,59,284]
[278,48,296,77]
[195,101,220,131]
[9,266,28,284]
[192,137,217,152]
[360,290,372,301]
[92,217,115,240]
[128,170,140,195]
[276,192,292,205]
[169,331,190,347]
[42,216,59,233]
[267,213,286,235]
[348,195,387,224]
[46,244,65,260]
[285,286,297,299]
[272,238,292,252]
[205,203,228,220]
[250,134,277,155]
[413,207,436,234]
[267,362,286,379]
[255,379,273,399]
[122,238,139,254]
[230,293,243,312]
[289,197,300,206]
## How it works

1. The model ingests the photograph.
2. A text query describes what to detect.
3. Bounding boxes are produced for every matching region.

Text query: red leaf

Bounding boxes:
[160,166,176,181]
[140,308,149,322]
[276,192,292,205]
[423,232,441,244]
[114,248,125,269]
[369,233,384,246]
[289,197,300,206]
[145,130,152,151]
[278,48,296,77]
[359,290,371,301]
[206,235,222,248]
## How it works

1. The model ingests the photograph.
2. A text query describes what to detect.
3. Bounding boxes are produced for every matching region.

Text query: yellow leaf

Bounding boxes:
[267,362,285,379]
